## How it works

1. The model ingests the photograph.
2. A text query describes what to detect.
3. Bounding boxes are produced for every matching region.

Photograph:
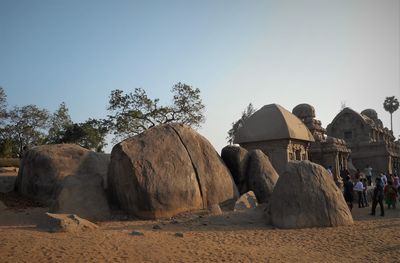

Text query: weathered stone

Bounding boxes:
[39,213,98,233]
[108,123,238,219]
[131,230,144,236]
[270,161,353,229]
[208,204,222,215]
[221,145,249,194]
[246,150,279,204]
[234,191,258,211]
[0,200,6,210]
[15,144,90,204]
[175,232,184,237]
[49,152,111,221]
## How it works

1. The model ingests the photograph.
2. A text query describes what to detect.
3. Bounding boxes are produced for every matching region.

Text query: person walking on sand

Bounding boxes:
[371,177,385,216]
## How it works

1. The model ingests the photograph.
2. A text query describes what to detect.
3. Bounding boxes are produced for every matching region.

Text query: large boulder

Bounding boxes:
[270,161,353,229]
[15,144,90,204]
[49,152,111,221]
[108,123,238,219]
[221,145,249,194]
[246,150,279,204]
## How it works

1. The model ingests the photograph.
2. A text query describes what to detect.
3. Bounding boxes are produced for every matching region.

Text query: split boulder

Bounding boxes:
[108,123,238,219]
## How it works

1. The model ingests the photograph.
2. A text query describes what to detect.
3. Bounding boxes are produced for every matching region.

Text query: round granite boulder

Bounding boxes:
[270,161,353,229]
[108,123,238,219]
[221,145,249,194]
[246,149,279,204]
[15,144,90,204]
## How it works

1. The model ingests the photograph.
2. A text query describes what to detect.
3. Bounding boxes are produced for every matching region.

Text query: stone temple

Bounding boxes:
[327,107,400,175]
[234,104,314,175]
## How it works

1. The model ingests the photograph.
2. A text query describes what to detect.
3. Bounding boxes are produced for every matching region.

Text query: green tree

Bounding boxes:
[383,96,399,132]
[107,82,205,141]
[5,105,50,157]
[46,102,73,144]
[227,103,256,144]
[60,119,108,152]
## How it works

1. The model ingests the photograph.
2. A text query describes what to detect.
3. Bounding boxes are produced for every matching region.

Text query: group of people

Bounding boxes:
[341,166,400,217]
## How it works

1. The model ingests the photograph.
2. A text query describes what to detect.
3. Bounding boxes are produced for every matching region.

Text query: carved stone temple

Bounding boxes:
[234,104,315,175]
[327,107,400,175]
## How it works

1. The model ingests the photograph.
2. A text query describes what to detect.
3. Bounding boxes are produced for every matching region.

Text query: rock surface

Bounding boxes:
[246,150,279,204]
[221,145,249,194]
[208,204,222,215]
[15,144,90,204]
[234,191,258,211]
[270,161,353,229]
[49,152,111,221]
[108,123,238,219]
[38,213,98,233]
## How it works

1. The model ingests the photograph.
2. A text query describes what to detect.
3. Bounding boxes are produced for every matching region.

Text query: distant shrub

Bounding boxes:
[0,158,20,167]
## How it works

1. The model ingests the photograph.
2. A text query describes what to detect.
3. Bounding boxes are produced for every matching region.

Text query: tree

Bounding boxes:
[46,102,73,144]
[60,119,108,152]
[383,96,399,132]
[227,103,256,144]
[107,82,205,141]
[5,105,50,157]
[0,87,7,121]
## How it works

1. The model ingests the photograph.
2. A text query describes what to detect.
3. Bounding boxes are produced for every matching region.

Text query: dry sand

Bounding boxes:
[1,171,400,263]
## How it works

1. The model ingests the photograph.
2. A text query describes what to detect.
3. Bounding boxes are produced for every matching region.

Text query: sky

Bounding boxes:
[0,0,399,153]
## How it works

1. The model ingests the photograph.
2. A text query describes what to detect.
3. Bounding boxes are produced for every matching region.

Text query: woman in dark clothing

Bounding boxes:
[371,177,385,216]
[343,176,354,210]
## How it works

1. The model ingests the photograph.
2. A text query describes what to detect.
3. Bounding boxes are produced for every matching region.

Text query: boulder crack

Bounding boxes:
[170,126,206,209]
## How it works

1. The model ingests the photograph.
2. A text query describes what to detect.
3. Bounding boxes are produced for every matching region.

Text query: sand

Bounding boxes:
[1,170,400,263]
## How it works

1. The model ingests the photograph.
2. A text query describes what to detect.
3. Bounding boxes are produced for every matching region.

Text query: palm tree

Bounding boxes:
[383,96,399,132]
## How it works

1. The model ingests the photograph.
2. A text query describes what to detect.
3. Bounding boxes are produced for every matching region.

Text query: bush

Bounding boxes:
[0,158,20,167]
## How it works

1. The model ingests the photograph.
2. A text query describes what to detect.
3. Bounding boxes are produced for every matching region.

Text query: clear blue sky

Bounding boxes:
[1,0,399,152]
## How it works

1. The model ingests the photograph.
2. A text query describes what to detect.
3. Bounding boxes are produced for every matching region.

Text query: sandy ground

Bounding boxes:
[1,172,400,263]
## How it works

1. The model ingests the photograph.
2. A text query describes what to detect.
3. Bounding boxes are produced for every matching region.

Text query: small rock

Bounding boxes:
[152,224,162,230]
[202,222,208,226]
[38,213,98,233]
[131,230,144,236]
[208,204,222,215]
[174,232,184,237]
[171,219,179,224]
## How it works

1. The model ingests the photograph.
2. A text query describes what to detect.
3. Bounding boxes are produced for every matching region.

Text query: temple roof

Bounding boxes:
[234,104,315,144]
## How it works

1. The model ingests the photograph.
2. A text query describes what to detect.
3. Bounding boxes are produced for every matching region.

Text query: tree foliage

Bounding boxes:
[383,96,399,132]
[59,119,108,152]
[2,105,50,157]
[107,82,205,141]
[227,103,256,144]
[46,102,73,144]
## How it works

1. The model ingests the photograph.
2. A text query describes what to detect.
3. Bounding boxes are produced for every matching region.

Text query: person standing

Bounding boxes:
[364,165,373,186]
[343,176,354,211]
[362,178,369,207]
[354,178,365,208]
[384,181,397,209]
[371,177,385,216]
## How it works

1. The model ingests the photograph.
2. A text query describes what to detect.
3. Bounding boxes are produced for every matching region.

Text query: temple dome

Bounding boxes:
[292,103,316,119]
[234,104,315,144]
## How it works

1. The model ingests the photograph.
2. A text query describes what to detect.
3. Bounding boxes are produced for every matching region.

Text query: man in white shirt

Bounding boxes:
[354,178,366,208]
